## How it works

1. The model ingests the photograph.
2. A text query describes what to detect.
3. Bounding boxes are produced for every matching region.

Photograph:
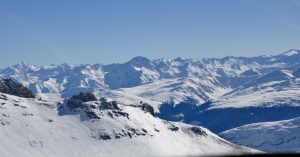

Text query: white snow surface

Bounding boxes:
[97,77,231,112]
[0,93,255,157]
[208,69,300,110]
[220,117,300,152]
[282,49,299,56]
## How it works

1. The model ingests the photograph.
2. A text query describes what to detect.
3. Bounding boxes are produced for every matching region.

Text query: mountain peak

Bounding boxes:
[282,49,299,56]
[173,57,185,62]
[130,56,150,62]
[127,56,152,66]
[13,61,29,69]
[9,61,38,71]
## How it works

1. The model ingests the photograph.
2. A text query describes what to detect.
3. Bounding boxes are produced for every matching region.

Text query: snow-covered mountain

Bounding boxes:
[220,117,300,152]
[0,92,254,157]
[185,67,300,133]
[1,49,300,154]
[0,53,268,100]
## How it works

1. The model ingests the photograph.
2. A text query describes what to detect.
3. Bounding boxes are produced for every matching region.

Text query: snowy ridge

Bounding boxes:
[208,68,300,110]
[0,93,255,157]
[0,50,292,105]
[172,67,300,134]
[0,54,269,100]
[98,77,231,112]
[220,117,300,152]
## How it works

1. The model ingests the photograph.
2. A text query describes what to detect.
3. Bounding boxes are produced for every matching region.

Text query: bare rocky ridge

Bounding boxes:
[0,78,35,98]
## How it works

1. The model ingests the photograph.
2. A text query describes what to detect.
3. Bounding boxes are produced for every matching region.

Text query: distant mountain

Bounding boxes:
[3,50,298,99]
[186,67,300,133]
[220,117,300,152]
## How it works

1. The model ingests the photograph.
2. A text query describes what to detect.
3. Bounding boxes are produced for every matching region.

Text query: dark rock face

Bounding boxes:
[0,78,35,98]
[85,110,100,119]
[169,125,179,132]
[66,99,82,109]
[71,92,97,102]
[66,92,97,109]
[190,127,207,136]
[112,111,129,119]
[140,102,155,116]
[164,121,179,132]
[100,97,120,110]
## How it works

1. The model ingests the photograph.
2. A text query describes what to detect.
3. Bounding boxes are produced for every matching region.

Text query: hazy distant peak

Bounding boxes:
[282,49,299,56]
[129,56,151,63]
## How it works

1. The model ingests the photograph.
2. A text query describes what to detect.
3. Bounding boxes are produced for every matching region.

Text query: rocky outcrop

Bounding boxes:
[140,101,155,116]
[66,92,97,109]
[190,127,207,136]
[0,78,35,98]
[71,92,97,102]
[100,97,120,110]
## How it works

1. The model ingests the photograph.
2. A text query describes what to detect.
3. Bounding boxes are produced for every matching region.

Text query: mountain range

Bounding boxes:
[1,49,300,155]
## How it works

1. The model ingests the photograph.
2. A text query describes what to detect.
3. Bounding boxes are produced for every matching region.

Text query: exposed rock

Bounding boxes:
[1,113,9,117]
[71,92,97,102]
[85,110,100,119]
[140,101,155,116]
[164,122,179,132]
[99,134,111,140]
[0,94,8,100]
[0,119,10,126]
[100,97,120,110]
[66,99,82,109]
[67,92,97,109]
[22,112,34,116]
[141,129,148,133]
[190,127,207,136]
[0,78,35,98]
[154,128,160,132]
[112,111,129,119]
[169,125,179,132]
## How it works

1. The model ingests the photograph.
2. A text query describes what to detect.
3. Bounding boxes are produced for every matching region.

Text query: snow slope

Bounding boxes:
[96,76,231,113]
[220,117,300,152]
[208,69,300,110]
[0,93,255,157]
[169,67,300,133]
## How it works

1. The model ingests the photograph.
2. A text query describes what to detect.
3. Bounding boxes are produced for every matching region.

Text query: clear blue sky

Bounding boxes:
[0,0,300,67]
